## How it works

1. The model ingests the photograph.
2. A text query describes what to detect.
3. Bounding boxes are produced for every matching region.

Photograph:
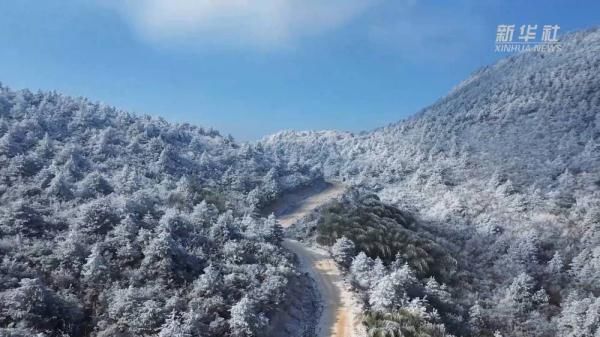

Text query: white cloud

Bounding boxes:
[107,0,378,49]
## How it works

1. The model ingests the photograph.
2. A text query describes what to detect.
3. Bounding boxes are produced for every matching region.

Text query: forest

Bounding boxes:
[263,28,600,337]
[0,86,319,337]
[1,27,599,337]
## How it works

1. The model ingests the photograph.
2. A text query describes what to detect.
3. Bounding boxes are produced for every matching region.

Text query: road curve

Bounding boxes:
[276,184,357,337]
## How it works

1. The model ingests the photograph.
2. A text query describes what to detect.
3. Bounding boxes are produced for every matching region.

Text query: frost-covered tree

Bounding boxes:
[331,236,356,270]
[372,258,387,283]
[369,274,400,312]
[47,171,74,200]
[547,251,564,275]
[244,214,283,244]
[497,272,549,326]
[79,171,113,198]
[424,277,451,306]
[570,246,600,293]
[81,244,109,285]
[193,264,223,297]
[0,82,315,336]
[368,263,420,313]
[350,252,375,289]
[158,311,191,337]
[6,201,45,237]
[0,278,83,334]
[229,296,268,337]
[469,301,485,334]
[557,295,600,337]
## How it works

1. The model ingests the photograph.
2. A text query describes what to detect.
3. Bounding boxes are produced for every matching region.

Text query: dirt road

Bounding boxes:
[276,183,358,337]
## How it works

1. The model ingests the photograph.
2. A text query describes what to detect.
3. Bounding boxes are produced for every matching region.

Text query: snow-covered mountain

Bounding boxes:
[0,26,599,337]
[263,27,600,231]
[262,28,600,337]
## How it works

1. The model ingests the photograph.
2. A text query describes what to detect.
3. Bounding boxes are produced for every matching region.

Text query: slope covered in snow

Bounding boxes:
[263,27,600,231]
[262,28,600,337]
[0,85,320,337]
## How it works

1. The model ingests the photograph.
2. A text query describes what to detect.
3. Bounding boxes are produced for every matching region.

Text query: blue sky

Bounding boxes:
[0,0,598,140]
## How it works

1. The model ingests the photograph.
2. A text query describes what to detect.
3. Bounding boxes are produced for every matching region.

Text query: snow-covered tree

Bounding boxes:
[350,252,374,289]
[158,311,191,337]
[558,296,600,337]
[469,301,485,334]
[331,236,356,270]
[82,244,109,285]
[229,296,268,337]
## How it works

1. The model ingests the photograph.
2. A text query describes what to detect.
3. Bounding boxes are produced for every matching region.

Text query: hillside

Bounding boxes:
[0,85,319,337]
[262,28,600,337]
[263,28,600,232]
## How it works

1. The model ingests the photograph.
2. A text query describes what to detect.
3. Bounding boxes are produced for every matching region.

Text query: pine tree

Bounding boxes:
[469,301,485,334]
[547,251,564,274]
[424,277,451,305]
[10,201,45,237]
[193,265,223,297]
[159,311,191,337]
[369,274,399,312]
[47,172,74,200]
[350,252,374,289]
[82,244,109,285]
[499,272,537,316]
[229,296,268,337]
[372,258,387,284]
[331,236,356,270]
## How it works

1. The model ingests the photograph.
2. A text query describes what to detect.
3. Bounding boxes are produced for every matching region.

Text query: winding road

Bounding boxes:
[276,183,358,337]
